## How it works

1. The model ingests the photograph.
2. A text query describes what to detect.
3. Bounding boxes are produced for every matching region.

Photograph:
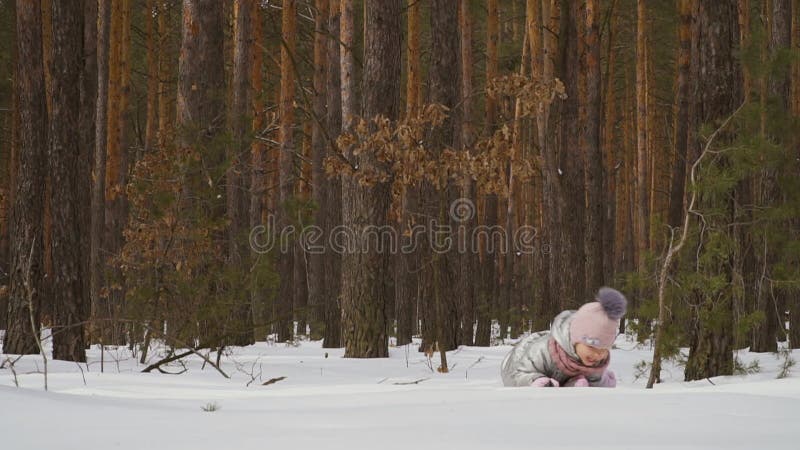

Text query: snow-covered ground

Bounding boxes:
[1,335,799,450]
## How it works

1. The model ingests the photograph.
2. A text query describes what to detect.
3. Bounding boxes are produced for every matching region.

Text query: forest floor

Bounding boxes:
[1,333,799,449]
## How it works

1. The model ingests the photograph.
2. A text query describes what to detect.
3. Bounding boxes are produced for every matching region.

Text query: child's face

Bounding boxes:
[574,342,609,366]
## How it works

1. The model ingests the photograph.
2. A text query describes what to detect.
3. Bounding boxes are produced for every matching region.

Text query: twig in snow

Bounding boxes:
[262,376,287,386]
[465,356,485,380]
[392,377,429,385]
[3,355,21,387]
[75,362,87,386]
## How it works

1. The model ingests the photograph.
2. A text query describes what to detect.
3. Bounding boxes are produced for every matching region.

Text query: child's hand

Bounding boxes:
[599,370,617,387]
[531,377,560,387]
[565,375,589,387]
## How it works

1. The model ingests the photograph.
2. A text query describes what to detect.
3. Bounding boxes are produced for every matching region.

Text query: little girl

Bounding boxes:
[501,287,626,387]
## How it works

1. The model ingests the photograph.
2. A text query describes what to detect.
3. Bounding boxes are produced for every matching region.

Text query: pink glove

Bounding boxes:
[565,375,589,387]
[531,377,560,387]
[599,370,617,388]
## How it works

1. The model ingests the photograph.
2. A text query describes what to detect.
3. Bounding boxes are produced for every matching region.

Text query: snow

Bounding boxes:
[1,336,800,450]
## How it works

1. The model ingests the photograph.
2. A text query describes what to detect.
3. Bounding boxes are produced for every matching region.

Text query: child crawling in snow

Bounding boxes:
[501,287,626,388]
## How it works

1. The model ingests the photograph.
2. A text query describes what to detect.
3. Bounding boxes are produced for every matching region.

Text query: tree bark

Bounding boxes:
[684,0,742,381]
[276,0,297,342]
[144,0,158,153]
[582,0,603,294]
[227,0,255,346]
[322,2,343,349]
[340,0,402,358]
[668,0,693,229]
[475,0,500,347]
[157,2,171,148]
[395,0,422,349]
[458,0,477,346]
[308,0,329,340]
[49,0,90,362]
[555,0,585,310]
[90,0,109,346]
[249,0,267,340]
[429,0,460,354]
[635,0,649,269]
[104,0,131,344]
[601,2,617,288]
[5,0,47,355]
[177,0,225,146]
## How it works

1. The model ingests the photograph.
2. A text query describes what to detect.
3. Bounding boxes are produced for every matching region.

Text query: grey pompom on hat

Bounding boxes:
[596,287,627,320]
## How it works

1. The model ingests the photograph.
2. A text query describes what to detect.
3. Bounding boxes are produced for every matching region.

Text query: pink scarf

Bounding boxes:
[548,337,608,379]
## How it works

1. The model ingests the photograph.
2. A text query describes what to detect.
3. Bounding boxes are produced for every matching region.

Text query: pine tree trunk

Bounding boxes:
[583,0,603,294]
[340,0,401,358]
[601,3,617,287]
[429,0,461,352]
[458,0,477,346]
[556,0,585,310]
[534,0,561,331]
[406,0,421,115]
[793,0,800,117]
[91,0,110,345]
[307,0,329,340]
[322,3,343,349]
[475,0,500,346]
[227,0,255,346]
[790,0,800,349]
[157,2,171,148]
[277,0,297,342]
[176,0,226,344]
[5,0,47,355]
[104,0,131,345]
[668,0,692,229]
[635,0,649,270]
[394,0,421,348]
[176,0,225,154]
[249,0,267,340]
[49,0,90,362]
[684,0,742,381]
[0,0,16,333]
[144,0,158,153]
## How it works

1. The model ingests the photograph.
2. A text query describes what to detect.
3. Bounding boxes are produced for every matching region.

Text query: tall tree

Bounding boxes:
[535,0,561,330]
[635,0,650,268]
[428,0,460,354]
[144,0,159,153]
[104,0,131,343]
[90,0,111,343]
[307,0,329,336]
[249,0,267,340]
[340,0,402,358]
[228,0,255,345]
[582,0,603,294]
[322,1,343,349]
[556,0,585,310]
[668,0,693,229]
[175,0,225,344]
[475,0,500,346]
[177,0,225,148]
[395,0,422,348]
[5,0,47,355]
[277,0,297,342]
[684,0,742,381]
[49,0,90,362]
[602,1,618,286]
[458,0,477,346]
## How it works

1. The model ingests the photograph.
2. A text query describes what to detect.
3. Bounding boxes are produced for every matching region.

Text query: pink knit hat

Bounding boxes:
[569,287,627,349]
